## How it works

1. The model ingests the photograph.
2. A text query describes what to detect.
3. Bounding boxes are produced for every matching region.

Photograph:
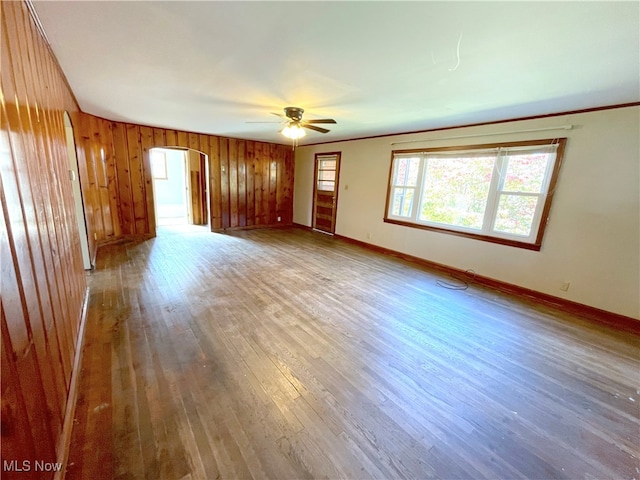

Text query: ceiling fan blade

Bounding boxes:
[271,112,285,118]
[246,121,283,123]
[303,124,330,134]
[304,119,336,124]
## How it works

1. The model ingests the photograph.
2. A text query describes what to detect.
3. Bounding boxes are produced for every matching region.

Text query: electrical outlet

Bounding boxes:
[559,281,570,292]
[277,216,281,222]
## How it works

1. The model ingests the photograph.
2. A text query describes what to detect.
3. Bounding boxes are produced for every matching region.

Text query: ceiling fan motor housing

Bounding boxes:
[284,106,304,122]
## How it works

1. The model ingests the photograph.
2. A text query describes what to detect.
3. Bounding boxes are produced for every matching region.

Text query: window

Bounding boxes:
[150,150,167,180]
[316,156,338,191]
[385,138,566,250]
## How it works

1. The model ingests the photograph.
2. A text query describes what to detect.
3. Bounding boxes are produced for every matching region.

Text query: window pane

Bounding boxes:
[320,159,336,169]
[150,152,167,179]
[391,187,414,217]
[317,180,335,191]
[493,194,538,236]
[394,157,420,186]
[391,188,403,216]
[318,170,335,181]
[419,156,494,229]
[502,153,550,193]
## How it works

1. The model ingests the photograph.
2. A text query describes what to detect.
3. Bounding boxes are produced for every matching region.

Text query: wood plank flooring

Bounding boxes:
[66,226,640,480]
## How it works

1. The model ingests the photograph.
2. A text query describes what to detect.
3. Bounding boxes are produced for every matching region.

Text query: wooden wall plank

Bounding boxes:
[219,138,230,228]
[153,128,165,148]
[165,130,177,147]
[209,137,222,230]
[254,143,265,225]
[1,315,38,469]
[177,131,188,149]
[89,115,106,239]
[282,147,294,224]
[125,124,146,235]
[93,117,118,240]
[237,140,247,227]
[139,126,155,237]
[0,192,33,358]
[112,122,134,235]
[268,145,277,225]
[104,121,121,239]
[228,139,239,227]
[93,118,109,188]
[246,141,255,227]
[276,147,284,224]
[188,132,199,153]
[257,143,265,225]
[198,134,209,155]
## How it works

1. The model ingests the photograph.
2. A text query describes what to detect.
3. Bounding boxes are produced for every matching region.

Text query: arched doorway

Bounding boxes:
[64,112,92,269]
[150,147,209,229]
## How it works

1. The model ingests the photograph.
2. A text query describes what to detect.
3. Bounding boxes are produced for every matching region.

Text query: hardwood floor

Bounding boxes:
[66,226,640,480]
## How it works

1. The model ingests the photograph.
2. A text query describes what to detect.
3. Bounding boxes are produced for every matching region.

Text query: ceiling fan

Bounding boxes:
[249,106,337,140]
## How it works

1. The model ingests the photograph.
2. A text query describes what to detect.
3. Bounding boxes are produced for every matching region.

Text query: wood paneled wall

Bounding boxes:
[108,123,295,236]
[73,115,120,256]
[76,116,295,246]
[1,1,92,477]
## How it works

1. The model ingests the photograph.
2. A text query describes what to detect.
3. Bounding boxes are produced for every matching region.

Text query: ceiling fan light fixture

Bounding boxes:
[282,122,306,140]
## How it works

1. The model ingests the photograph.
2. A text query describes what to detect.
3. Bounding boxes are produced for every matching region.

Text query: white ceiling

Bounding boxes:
[33,1,639,146]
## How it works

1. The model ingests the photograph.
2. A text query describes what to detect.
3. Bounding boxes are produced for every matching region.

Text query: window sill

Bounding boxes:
[383,217,542,251]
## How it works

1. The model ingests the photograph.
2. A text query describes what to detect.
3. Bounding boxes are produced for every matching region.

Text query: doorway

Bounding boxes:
[312,152,341,234]
[150,147,209,228]
[64,112,92,270]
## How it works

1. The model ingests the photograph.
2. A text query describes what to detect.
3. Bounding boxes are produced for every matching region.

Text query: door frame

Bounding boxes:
[312,151,341,234]
[150,147,210,228]
[63,112,92,270]
[150,147,188,227]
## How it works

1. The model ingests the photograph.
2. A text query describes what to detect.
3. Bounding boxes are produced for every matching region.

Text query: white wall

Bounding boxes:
[293,106,640,319]
[153,148,188,224]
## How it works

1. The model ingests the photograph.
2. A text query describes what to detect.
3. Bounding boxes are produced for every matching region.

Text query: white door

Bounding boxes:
[64,112,91,270]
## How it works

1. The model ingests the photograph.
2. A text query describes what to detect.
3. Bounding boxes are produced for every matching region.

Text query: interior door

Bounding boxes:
[64,112,91,269]
[313,152,341,234]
